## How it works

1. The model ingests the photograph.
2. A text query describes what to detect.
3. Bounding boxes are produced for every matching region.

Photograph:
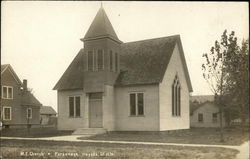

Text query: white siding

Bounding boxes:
[190,102,226,127]
[57,90,88,130]
[103,85,115,131]
[159,44,190,131]
[115,85,159,131]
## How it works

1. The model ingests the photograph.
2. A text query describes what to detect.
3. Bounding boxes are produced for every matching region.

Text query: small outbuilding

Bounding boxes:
[40,106,57,125]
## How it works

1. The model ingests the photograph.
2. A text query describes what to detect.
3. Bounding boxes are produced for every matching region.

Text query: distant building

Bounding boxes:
[53,7,193,132]
[190,95,226,128]
[40,106,57,125]
[1,64,42,128]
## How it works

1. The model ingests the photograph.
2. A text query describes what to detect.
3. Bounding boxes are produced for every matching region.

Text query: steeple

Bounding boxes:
[82,7,122,43]
[82,6,121,93]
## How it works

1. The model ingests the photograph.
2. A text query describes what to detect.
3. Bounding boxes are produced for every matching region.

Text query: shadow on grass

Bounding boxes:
[0,127,73,138]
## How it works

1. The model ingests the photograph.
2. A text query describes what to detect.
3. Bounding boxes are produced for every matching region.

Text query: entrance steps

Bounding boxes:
[72,128,107,135]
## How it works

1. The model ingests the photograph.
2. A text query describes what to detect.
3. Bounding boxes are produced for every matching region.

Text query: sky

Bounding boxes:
[1,1,249,112]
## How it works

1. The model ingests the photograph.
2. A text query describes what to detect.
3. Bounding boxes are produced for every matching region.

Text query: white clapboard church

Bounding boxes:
[53,6,193,134]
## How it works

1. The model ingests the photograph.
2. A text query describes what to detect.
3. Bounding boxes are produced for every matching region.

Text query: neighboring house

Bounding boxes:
[53,7,193,132]
[1,64,42,128]
[40,106,57,125]
[190,95,226,127]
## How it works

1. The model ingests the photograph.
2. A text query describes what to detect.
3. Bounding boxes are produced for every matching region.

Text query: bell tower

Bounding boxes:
[81,6,122,93]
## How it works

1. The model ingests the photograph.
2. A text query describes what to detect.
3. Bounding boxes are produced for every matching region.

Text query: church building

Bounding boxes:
[53,7,193,133]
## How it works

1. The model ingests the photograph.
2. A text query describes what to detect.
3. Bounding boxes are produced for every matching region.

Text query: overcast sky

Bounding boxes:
[1,1,248,112]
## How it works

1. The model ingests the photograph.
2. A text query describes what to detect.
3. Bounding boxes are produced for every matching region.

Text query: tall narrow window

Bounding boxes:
[115,52,118,72]
[27,108,32,119]
[130,94,136,116]
[130,93,144,116]
[2,86,13,99]
[69,97,74,117]
[97,49,104,70]
[172,84,175,116]
[172,75,181,116]
[69,96,80,117]
[137,93,144,115]
[75,97,80,117]
[109,50,113,71]
[3,107,11,120]
[88,51,93,71]
[178,86,181,116]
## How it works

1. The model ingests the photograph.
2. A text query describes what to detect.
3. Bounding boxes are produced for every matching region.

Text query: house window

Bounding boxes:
[97,49,104,70]
[212,113,218,123]
[109,50,113,71]
[2,86,13,99]
[115,52,118,72]
[88,51,93,71]
[27,108,32,119]
[172,75,181,116]
[69,96,80,117]
[129,93,144,116]
[198,113,203,123]
[3,106,11,120]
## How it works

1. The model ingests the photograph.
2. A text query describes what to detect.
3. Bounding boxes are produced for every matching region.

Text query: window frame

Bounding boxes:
[198,113,203,123]
[109,50,113,71]
[115,52,118,72]
[3,106,11,120]
[27,108,32,119]
[212,113,218,123]
[97,49,104,71]
[172,75,181,117]
[87,50,94,71]
[68,96,81,118]
[2,86,13,99]
[129,92,145,117]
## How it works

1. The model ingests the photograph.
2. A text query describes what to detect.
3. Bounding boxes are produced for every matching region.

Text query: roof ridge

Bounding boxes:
[123,35,180,44]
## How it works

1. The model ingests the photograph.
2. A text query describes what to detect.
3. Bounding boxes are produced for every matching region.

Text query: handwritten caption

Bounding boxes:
[20,151,115,158]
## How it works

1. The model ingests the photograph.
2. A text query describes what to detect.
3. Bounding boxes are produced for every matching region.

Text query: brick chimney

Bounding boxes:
[23,79,27,91]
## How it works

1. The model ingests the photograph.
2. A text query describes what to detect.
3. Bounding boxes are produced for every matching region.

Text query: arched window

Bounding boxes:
[172,75,181,116]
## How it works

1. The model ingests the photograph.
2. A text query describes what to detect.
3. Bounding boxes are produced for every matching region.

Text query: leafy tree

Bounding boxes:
[202,30,240,142]
[223,38,249,132]
[202,30,249,140]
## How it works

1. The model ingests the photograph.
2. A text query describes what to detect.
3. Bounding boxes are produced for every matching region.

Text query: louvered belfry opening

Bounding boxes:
[81,7,123,93]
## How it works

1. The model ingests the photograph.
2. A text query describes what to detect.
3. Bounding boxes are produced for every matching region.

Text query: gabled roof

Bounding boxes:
[116,35,192,91]
[53,35,193,92]
[1,64,22,85]
[21,91,42,107]
[82,7,121,43]
[190,95,215,114]
[40,106,57,115]
[190,95,214,103]
[1,64,9,73]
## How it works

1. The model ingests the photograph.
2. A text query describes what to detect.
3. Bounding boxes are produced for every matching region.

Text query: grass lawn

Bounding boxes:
[79,127,249,146]
[0,127,73,138]
[0,139,239,159]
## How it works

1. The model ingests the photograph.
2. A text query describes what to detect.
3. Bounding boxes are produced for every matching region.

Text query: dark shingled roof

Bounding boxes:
[53,35,193,92]
[116,36,177,86]
[1,64,22,85]
[83,7,121,43]
[21,91,42,107]
[40,106,57,115]
[190,95,215,115]
[190,95,214,103]
[53,7,192,92]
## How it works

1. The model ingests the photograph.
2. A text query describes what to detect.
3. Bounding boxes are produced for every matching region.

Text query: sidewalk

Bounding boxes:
[1,136,249,159]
